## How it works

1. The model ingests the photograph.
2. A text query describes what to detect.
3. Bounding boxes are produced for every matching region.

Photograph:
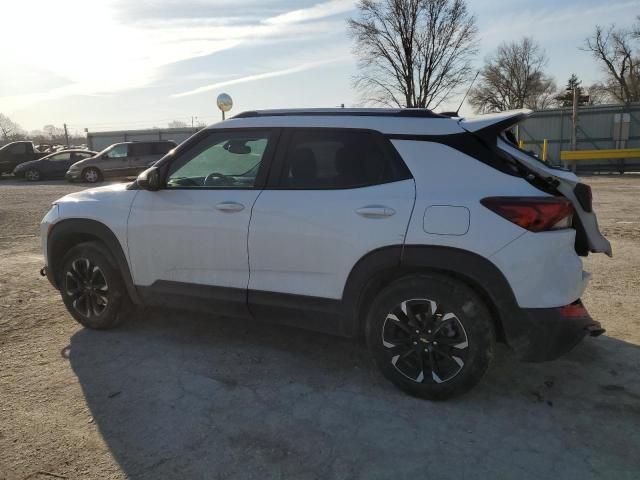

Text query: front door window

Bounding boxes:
[166,131,274,189]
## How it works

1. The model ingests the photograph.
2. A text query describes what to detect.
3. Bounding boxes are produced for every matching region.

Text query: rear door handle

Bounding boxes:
[355,205,395,218]
[215,201,245,213]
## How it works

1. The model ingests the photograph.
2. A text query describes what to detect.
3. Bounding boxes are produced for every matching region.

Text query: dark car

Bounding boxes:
[65,140,177,183]
[13,149,97,181]
[0,141,46,174]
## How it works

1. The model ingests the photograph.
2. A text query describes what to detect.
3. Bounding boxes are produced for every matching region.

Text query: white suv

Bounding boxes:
[41,109,611,399]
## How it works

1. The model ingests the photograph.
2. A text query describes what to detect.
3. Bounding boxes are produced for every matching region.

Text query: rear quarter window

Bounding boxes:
[153,142,175,155]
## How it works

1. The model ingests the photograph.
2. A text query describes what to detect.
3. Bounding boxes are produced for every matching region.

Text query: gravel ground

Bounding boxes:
[1,175,639,480]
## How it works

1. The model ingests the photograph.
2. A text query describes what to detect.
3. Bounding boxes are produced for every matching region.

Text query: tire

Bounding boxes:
[365,274,495,400]
[24,169,41,181]
[59,241,131,329]
[82,167,102,183]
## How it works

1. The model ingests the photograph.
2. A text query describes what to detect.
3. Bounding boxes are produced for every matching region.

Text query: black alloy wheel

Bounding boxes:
[59,242,130,329]
[366,274,494,400]
[64,257,109,318]
[382,299,468,384]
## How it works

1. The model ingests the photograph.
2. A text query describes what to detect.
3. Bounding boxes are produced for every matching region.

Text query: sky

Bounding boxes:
[1,0,639,134]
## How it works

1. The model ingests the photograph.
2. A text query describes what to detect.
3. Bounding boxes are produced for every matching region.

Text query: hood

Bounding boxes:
[68,156,97,169]
[13,158,42,171]
[55,183,130,204]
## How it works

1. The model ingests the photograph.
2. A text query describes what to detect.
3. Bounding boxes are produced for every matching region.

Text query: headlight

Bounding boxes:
[42,203,59,225]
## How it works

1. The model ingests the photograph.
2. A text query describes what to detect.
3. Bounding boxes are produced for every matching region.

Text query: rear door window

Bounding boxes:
[277,129,411,189]
[71,152,94,162]
[50,153,72,161]
[153,142,175,155]
[130,143,152,157]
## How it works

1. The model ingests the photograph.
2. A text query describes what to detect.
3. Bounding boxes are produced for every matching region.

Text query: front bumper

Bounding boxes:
[65,171,80,181]
[505,300,604,362]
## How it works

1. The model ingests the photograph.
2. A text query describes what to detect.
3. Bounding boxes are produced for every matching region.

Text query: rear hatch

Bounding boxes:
[460,110,612,257]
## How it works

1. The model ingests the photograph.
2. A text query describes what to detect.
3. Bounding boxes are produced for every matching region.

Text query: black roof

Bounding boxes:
[232,108,445,119]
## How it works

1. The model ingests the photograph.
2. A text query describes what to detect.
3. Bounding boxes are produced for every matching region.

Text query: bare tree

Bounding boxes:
[43,124,65,140]
[0,114,25,143]
[584,83,614,105]
[584,23,640,103]
[469,38,556,113]
[348,0,478,109]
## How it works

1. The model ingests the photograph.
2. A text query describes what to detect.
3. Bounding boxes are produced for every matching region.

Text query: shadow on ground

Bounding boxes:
[69,309,640,479]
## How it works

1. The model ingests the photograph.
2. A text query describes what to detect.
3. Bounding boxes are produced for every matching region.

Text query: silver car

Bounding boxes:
[66,140,176,183]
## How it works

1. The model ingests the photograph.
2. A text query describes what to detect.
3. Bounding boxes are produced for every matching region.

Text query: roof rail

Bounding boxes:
[232,109,445,119]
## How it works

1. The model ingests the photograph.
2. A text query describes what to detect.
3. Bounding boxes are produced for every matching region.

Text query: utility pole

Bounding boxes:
[63,123,70,147]
[571,87,578,151]
[569,87,578,172]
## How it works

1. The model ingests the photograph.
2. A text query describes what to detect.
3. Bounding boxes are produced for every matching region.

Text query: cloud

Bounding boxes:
[264,0,355,25]
[480,0,640,47]
[0,0,356,111]
[172,56,351,97]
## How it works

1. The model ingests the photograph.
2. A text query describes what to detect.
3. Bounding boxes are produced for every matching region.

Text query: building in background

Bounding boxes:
[87,127,201,152]
[518,104,640,173]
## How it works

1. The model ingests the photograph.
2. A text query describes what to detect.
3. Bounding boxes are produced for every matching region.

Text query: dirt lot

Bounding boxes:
[1,176,639,479]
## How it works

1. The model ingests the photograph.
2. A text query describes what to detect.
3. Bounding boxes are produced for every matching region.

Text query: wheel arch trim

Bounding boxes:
[47,218,141,304]
[342,245,522,345]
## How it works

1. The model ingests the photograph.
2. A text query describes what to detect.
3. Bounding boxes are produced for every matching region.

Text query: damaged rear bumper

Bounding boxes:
[505,300,604,362]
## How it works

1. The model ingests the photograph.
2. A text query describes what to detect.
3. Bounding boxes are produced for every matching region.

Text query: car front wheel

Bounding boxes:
[82,167,102,183]
[59,242,130,329]
[366,274,495,400]
[24,169,41,181]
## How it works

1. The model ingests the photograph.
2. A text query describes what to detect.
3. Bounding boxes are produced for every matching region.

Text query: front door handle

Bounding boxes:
[355,205,395,218]
[215,201,245,213]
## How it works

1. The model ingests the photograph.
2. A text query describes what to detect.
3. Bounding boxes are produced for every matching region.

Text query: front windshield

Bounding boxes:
[98,143,128,158]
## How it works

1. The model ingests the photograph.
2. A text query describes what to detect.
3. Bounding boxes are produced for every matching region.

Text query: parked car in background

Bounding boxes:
[0,141,46,174]
[65,140,177,183]
[35,144,53,153]
[13,149,97,181]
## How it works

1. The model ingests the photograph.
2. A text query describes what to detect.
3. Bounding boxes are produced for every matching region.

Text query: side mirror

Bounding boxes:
[137,166,161,191]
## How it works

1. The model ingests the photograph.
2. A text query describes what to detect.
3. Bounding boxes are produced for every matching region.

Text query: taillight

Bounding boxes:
[480,196,574,232]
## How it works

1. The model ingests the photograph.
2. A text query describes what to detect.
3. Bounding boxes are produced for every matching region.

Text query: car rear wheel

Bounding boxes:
[366,274,495,400]
[59,242,130,329]
[82,167,102,183]
[24,169,41,181]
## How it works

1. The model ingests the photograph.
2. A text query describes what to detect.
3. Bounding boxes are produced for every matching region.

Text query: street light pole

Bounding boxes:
[217,93,233,121]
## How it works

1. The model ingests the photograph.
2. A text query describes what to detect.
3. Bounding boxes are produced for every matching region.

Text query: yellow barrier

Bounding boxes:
[518,139,549,162]
[560,149,640,161]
